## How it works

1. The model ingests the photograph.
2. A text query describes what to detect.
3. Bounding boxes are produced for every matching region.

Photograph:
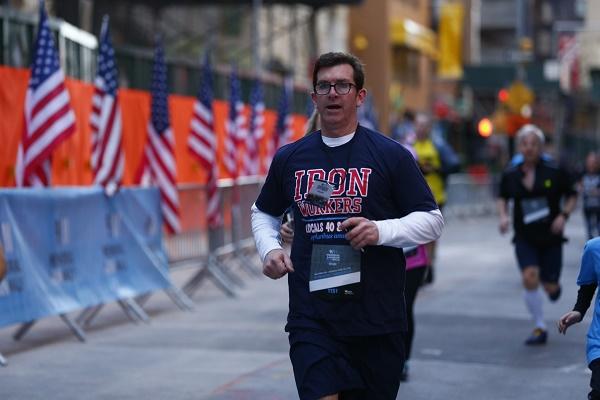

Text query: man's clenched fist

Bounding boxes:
[263,249,294,279]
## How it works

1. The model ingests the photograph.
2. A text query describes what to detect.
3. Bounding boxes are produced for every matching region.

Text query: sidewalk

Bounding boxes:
[0,212,593,400]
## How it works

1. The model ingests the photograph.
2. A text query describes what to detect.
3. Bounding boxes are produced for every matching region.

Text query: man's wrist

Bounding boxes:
[560,211,570,220]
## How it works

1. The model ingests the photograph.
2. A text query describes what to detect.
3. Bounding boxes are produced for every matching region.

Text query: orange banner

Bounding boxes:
[0,66,307,187]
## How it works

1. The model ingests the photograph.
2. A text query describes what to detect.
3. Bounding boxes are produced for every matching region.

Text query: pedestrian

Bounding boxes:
[251,52,444,400]
[413,113,447,284]
[391,109,416,144]
[400,245,428,381]
[557,237,600,399]
[498,124,577,345]
[580,151,600,239]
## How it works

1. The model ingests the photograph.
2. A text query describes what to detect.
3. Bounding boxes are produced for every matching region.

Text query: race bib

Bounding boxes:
[522,197,550,224]
[309,244,361,293]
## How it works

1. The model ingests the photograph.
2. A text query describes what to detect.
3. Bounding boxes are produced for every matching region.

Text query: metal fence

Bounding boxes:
[0,6,97,81]
[0,6,309,113]
[165,177,263,297]
[443,173,498,218]
[165,173,498,283]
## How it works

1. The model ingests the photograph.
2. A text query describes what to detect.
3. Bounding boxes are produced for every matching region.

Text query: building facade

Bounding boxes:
[349,0,437,132]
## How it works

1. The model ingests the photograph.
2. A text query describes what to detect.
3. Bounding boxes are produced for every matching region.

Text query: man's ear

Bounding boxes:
[311,91,318,105]
[356,88,367,107]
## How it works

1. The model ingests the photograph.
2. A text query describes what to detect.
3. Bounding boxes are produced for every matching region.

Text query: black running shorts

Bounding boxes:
[288,329,405,400]
[514,238,562,283]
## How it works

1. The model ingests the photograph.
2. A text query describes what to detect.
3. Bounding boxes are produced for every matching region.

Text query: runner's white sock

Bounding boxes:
[524,289,546,330]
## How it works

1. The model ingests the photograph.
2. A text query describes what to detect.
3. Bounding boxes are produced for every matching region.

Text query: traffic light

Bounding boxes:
[498,88,509,103]
[478,118,493,138]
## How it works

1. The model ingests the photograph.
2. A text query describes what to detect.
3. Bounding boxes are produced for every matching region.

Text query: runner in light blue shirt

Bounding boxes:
[558,237,600,399]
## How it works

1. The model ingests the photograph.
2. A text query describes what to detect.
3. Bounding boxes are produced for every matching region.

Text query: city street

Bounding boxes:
[0,212,594,400]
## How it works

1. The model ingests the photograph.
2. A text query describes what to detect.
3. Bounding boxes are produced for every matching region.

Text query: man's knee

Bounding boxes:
[522,267,539,289]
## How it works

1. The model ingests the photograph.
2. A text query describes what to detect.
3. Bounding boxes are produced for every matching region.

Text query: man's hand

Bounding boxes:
[263,249,294,280]
[280,222,294,244]
[499,215,510,234]
[551,214,567,235]
[339,217,379,250]
[557,310,582,334]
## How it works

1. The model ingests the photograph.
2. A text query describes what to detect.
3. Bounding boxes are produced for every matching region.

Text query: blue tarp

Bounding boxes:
[0,187,171,328]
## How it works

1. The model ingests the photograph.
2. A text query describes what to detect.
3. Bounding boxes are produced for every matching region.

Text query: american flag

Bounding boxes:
[267,77,293,168]
[15,1,76,187]
[90,16,124,188]
[224,67,246,179]
[243,79,264,176]
[138,41,180,234]
[187,54,221,228]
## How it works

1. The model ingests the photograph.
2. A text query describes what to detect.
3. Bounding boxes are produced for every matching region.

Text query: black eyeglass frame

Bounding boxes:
[313,81,356,95]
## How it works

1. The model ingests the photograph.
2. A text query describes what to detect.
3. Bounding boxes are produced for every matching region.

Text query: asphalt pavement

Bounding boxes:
[0,211,594,400]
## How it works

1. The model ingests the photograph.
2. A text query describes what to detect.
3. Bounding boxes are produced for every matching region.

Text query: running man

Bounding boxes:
[498,124,577,345]
[251,52,443,399]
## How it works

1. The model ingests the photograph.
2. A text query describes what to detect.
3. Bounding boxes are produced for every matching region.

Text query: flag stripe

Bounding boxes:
[29,70,64,112]
[24,109,75,168]
[94,107,121,181]
[94,96,118,174]
[26,100,73,149]
[30,81,67,121]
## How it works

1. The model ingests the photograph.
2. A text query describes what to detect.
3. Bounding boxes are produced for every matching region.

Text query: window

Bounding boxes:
[391,46,420,86]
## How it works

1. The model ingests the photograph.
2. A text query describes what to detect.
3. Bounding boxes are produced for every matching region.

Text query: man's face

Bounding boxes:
[415,116,431,140]
[311,64,366,135]
[586,153,599,172]
[518,133,542,164]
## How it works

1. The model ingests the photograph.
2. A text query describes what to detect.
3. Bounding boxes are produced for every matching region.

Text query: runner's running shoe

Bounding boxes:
[548,285,561,302]
[524,328,547,345]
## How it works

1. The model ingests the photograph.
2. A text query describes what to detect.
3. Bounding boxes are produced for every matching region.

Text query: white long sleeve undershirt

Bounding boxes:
[251,204,444,262]
[251,204,284,262]
[373,209,444,247]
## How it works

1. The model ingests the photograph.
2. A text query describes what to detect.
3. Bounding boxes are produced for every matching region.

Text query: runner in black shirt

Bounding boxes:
[498,124,577,345]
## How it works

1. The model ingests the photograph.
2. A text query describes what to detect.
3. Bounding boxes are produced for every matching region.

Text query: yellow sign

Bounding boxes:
[438,2,464,79]
[390,18,438,59]
[506,81,534,115]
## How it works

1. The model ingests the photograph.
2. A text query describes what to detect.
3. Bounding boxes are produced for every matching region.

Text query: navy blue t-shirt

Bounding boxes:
[255,125,437,336]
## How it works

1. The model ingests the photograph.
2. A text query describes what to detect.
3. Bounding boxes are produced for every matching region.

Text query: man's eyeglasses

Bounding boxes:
[314,81,355,95]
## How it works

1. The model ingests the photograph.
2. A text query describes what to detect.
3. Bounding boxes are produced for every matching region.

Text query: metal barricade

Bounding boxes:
[443,173,498,219]
[167,177,263,298]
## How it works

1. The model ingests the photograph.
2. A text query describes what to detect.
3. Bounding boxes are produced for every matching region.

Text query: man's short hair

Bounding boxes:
[516,124,545,146]
[312,52,365,91]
